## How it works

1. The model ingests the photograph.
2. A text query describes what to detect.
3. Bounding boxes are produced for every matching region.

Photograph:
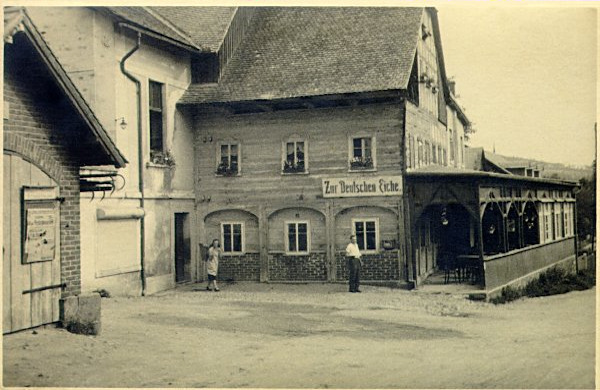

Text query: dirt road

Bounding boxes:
[3,283,596,388]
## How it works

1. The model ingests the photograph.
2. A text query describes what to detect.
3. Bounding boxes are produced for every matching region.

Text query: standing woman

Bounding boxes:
[206,239,221,291]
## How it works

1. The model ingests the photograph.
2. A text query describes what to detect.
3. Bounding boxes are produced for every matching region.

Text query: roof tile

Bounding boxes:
[179,7,424,104]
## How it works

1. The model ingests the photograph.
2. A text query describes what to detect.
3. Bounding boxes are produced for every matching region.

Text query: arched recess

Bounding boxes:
[523,201,540,246]
[334,205,398,252]
[203,209,259,253]
[267,207,326,253]
[482,202,505,255]
[506,203,521,251]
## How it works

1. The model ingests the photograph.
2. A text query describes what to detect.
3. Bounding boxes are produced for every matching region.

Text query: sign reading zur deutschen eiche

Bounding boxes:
[322,176,402,198]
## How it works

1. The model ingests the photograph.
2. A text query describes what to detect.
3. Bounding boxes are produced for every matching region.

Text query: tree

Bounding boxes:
[576,160,596,249]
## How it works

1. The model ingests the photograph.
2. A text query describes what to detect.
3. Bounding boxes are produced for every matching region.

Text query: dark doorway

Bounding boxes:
[174,213,191,283]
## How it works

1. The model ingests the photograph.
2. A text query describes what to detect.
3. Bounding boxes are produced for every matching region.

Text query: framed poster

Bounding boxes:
[22,187,60,264]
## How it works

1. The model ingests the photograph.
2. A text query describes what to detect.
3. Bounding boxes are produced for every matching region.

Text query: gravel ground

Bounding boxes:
[3,282,596,388]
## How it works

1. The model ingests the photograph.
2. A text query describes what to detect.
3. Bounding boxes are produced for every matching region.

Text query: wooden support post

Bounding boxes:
[403,191,415,287]
[325,202,335,282]
[258,206,269,282]
[476,185,486,287]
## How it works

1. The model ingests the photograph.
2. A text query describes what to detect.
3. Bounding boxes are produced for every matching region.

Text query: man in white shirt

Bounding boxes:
[345,235,362,293]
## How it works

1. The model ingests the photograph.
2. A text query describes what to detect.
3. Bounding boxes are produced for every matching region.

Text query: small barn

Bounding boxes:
[3,8,127,333]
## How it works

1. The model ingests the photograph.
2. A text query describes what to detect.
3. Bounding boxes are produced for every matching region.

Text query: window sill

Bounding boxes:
[215,173,241,177]
[221,252,245,256]
[284,252,311,256]
[348,168,377,173]
[281,171,310,176]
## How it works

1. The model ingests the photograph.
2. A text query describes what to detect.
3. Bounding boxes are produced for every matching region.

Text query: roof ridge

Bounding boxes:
[144,6,201,51]
[215,6,239,53]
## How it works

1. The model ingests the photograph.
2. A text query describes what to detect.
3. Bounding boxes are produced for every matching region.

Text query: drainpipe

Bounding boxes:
[119,27,146,296]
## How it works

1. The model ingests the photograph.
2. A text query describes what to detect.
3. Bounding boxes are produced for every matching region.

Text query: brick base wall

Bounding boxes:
[336,251,400,281]
[268,253,327,281]
[218,254,260,282]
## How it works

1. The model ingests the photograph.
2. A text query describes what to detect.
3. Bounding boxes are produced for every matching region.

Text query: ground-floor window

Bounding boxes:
[221,222,244,253]
[353,219,378,252]
[286,221,309,254]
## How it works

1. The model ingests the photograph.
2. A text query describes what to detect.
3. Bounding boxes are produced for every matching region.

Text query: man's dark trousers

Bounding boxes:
[348,257,361,292]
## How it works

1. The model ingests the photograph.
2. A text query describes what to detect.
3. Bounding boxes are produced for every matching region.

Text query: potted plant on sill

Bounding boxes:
[216,162,238,176]
[350,156,373,170]
[283,160,305,173]
[150,149,176,167]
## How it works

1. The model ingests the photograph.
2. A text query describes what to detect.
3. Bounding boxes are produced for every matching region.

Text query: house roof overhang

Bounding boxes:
[4,8,128,168]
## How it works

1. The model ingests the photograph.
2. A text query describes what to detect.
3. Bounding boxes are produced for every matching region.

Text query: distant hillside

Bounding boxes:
[485,151,594,182]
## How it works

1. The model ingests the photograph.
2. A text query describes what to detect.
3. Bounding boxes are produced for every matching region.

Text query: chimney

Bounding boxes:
[447,80,456,95]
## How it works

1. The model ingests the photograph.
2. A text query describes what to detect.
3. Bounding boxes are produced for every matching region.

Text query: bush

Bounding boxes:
[490,267,595,304]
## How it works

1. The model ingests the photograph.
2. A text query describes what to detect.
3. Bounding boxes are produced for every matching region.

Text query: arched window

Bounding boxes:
[482,202,504,255]
[506,204,521,251]
[523,202,539,246]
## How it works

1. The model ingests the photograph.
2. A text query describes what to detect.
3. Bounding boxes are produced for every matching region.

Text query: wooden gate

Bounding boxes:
[3,153,61,333]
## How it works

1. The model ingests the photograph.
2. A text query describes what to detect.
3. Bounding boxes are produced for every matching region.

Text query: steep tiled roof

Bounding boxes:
[151,6,237,52]
[179,7,424,104]
[104,7,199,50]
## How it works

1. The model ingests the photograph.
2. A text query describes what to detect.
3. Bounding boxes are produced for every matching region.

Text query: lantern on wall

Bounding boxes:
[440,207,449,226]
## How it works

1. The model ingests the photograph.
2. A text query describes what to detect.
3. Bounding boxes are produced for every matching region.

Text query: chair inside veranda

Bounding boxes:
[438,250,482,285]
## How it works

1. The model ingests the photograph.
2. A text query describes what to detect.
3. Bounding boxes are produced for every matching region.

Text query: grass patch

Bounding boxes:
[490,268,596,305]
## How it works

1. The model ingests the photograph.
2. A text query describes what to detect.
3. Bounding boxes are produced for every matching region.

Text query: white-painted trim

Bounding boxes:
[220,221,245,255]
[351,217,380,253]
[348,133,377,172]
[216,141,242,176]
[284,220,311,255]
[281,139,309,174]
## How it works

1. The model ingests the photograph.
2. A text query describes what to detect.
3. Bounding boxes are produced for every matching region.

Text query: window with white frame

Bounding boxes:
[349,136,375,170]
[544,203,554,242]
[353,218,378,252]
[221,222,243,253]
[283,140,306,173]
[217,143,240,175]
[554,203,563,239]
[286,221,309,254]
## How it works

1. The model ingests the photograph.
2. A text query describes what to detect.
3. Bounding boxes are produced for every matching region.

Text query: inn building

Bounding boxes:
[18,6,579,300]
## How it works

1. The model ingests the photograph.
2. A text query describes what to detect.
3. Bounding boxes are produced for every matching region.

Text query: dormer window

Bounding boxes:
[421,24,432,40]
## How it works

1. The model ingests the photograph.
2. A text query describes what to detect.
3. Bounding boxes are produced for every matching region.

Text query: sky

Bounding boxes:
[436,6,597,167]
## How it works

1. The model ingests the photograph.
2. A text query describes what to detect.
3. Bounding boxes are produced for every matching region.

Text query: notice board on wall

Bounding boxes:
[22,187,60,264]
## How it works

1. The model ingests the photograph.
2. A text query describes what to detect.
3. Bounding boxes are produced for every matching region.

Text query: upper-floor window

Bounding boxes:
[349,136,375,170]
[217,143,240,176]
[417,138,423,168]
[406,135,414,169]
[221,222,244,254]
[353,218,378,252]
[449,129,455,163]
[149,80,164,154]
[424,141,430,165]
[283,140,306,174]
[286,221,309,254]
[432,143,437,164]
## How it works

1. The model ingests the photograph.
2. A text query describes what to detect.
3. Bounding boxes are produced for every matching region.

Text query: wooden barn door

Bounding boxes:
[3,153,61,333]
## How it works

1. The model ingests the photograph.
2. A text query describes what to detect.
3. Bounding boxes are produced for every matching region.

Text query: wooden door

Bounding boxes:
[3,153,61,333]
[174,213,191,283]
